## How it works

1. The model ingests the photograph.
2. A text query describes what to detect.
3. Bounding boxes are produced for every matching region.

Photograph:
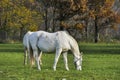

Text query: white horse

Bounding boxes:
[29,31,82,71]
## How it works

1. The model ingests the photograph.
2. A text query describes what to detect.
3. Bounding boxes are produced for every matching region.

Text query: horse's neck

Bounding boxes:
[68,36,80,58]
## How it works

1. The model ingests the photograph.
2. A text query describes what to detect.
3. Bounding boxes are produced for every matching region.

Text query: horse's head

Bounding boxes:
[74,52,83,70]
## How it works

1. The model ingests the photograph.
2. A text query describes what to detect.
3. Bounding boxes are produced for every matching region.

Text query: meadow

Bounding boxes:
[0,43,120,80]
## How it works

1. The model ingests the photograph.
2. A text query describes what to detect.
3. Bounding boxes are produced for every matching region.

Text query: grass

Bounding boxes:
[0,43,120,80]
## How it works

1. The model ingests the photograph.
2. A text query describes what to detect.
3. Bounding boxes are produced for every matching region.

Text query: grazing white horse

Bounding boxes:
[29,31,82,71]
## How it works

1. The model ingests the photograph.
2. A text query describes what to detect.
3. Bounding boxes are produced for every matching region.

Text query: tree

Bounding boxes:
[87,0,115,43]
[112,0,120,15]
[0,0,42,42]
[112,0,120,23]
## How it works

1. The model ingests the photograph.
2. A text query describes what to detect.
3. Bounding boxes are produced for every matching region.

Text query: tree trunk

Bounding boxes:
[59,1,64,31]
[94,16,98,43]
[45,8,48,31]
[52,8,55,32]
[59,12,64,30]
[20,27,24,41]
[85,27,88,42]
[59,25,64,30]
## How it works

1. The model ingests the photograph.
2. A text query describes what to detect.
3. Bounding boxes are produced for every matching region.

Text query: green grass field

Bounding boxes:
[0,43,120,80]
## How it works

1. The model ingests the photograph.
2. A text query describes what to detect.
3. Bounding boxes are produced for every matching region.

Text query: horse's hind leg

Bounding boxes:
[24,47,27,65]
[53,48,62,71]
[33,49,41,70]
[63,52,69,71]
[30,49,35,67]
[38,51,42,65]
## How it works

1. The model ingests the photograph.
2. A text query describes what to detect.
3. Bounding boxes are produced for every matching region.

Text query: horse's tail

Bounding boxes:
[26,31,33,60]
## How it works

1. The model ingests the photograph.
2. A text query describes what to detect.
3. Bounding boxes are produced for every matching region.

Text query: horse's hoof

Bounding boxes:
[38,67,41,71]
[66,68,69,71]
[40,63,42,65]
[53,68,56,71]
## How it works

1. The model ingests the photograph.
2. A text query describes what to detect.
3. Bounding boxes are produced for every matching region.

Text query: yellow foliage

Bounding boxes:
[115,15,120,23]
[81,0,87,12]
[0,0,42,32]
[8,22,13,27]
[29,25,38,31]
[74,23,84,30]
[0,0,9,7]
[111,25,118,31]
[89,10,95,19]
[29,0,35,3]
[105,0,114,4]
[60,21,69,28]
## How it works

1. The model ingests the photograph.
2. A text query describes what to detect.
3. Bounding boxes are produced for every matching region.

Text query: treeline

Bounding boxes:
[0,0,119,43]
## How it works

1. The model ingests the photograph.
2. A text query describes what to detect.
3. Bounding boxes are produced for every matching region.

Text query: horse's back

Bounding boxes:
[29,31,45,49]
[37,32,57,52]
[38,31,71,52]
[29,31,44,40]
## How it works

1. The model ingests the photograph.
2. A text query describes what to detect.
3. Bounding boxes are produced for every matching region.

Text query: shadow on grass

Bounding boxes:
[0,48,23,53]
[0,43,120,54]
[80,45,120,54]
[0,43,23,53]
[81,48,120,54]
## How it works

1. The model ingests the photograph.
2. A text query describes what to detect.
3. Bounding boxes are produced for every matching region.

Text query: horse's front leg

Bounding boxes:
[63,52,69,71]
[53,48,62,71]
